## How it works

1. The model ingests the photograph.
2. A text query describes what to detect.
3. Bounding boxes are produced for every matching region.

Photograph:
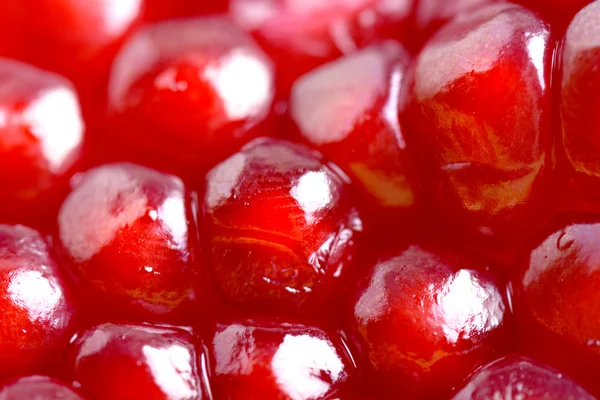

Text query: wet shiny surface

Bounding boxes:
[0,0,143,103]
[404,3,552,241]
[452,356,595,400]
[210,321,352,400]
[107,17,275,177]
[0,225,76,376]
[0,59,83,226]
[202,138,362,312]
[517,221,600,393]
[57,163,197,322]
[0,376,85,400]
[350,244,509,398]
[1,1,599,398]
[290,42,419,210]
[70,323,205,400]
[560,1,600,197]
[229,0,415,94]
[521,222,600,349]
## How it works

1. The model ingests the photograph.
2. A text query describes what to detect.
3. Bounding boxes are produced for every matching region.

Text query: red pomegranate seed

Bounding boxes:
[403,3,552,244]
[209,321,354,399]
[0,225,77,376]
[349,243,510,398]
[559,1,600,201]
[0,376,85,400]
[0,59,83,227]
[290,41,419,213]
[69,323,207,400]
[106,17,275,178]
[516,220,600,395]
[202,138,362,313]
[56,163,198,322]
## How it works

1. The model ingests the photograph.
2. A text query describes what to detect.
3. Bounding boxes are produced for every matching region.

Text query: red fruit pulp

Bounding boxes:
[0,0,143,105]
[0,225,77,376]
[349,244,510,398]
[559,1,600,200]
[229,0,415,94]
[290,41,419,212]
[106,17,275,178]
[403,3,552,243]
[209,321,354,399]
[56,163,198,322]
[0,376,85,400]
[0,59,84,227]
[202,138,362,313]
[452,356,595,400]
[69,323,207,400]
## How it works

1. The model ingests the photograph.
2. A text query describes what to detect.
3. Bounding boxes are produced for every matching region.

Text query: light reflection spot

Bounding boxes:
[8,270,61,324]
[436,270,505,343]
[204,49,272,121]
[24,87,83,173]
[271,334,344,400]
[142,344,197,399]
[291,171,332,216]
